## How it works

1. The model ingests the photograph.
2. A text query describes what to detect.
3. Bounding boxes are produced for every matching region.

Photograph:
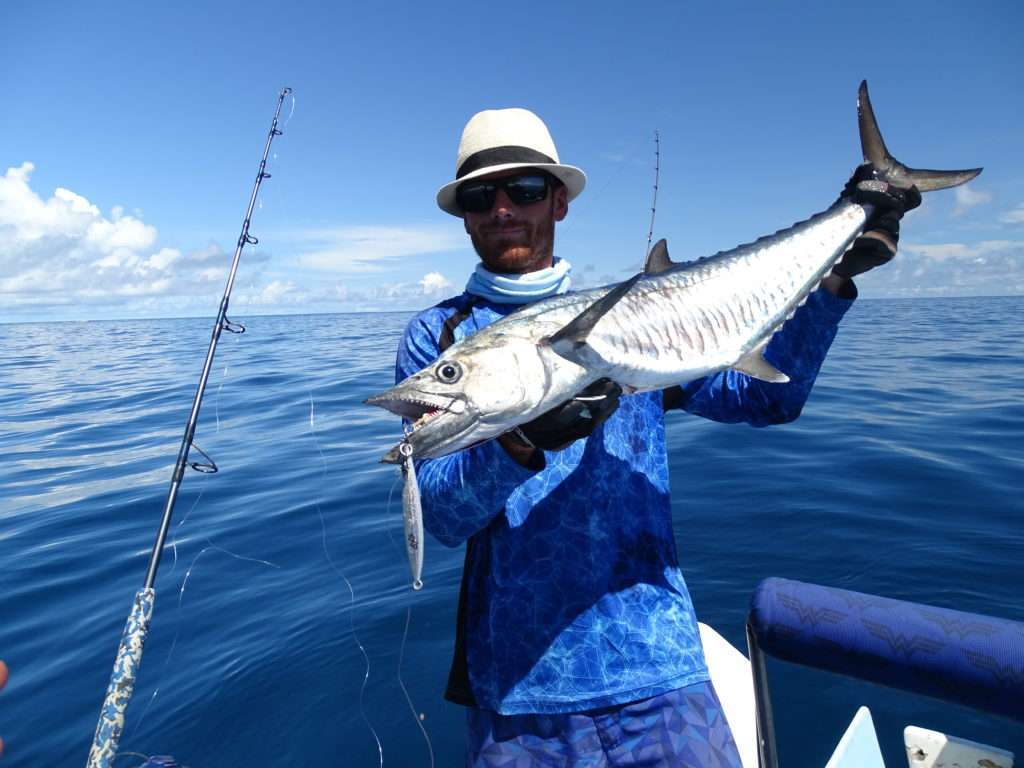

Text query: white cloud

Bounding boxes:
[0,163,476,319]
[0,163,249,313]
[999,204,1024,225]
[857,239,1024,298]
[236,279,302,306]
[952,184,992,216]
[900,240,1020,262]
[419,271,453,295]
[146,247,182,271]
[86,215,156,251]
[294,225,464,272]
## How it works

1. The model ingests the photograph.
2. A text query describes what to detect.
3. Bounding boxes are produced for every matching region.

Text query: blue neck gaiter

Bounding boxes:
[465,257,572,305]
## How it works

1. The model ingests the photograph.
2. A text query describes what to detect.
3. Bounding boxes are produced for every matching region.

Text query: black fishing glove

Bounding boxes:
[514,378,622,452]
[834,163,922,280]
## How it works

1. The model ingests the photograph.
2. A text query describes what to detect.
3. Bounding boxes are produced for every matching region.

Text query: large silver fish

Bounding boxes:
[367,82,981,463]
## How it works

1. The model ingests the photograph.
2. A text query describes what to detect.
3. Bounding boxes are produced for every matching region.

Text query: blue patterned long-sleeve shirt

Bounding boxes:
[395,287,852,714]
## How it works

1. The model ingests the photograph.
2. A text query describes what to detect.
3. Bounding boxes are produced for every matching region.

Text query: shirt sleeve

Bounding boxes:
[672,288,853,426]
[396,310,539,548]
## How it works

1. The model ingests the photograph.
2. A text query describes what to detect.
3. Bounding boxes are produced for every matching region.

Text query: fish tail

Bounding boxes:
[857,80,982,191]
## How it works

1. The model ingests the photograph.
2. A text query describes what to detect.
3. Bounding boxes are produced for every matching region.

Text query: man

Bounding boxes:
[394,108,917,767]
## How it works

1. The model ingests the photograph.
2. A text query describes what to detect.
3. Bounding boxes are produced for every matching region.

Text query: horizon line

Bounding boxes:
[2,292,1022,327]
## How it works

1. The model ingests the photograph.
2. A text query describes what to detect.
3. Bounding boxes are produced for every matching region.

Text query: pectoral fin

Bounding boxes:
[732,340,790,383]
[546,273,643,365]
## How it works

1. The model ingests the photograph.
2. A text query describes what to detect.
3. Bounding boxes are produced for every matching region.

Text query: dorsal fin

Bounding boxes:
[644,239,676,275]
[546,273,642,363]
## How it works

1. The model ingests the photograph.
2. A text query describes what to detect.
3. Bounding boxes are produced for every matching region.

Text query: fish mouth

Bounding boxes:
[364,388,474,463]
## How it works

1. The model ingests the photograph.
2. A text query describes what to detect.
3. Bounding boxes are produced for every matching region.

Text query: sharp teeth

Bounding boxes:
[412,408,441,429]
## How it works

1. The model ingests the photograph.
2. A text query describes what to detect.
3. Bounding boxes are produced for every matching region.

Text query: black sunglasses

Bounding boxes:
[455,173,553,214]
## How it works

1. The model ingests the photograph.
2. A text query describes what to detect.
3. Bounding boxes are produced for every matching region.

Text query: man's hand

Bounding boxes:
[833,163,922,281]
[500,379,622,466]
[0,659,8,757]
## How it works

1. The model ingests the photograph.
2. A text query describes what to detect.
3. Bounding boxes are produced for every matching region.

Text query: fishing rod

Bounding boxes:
[86,87,292,768]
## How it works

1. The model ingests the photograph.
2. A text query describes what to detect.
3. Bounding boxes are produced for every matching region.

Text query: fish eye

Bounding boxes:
[435,360,462,384]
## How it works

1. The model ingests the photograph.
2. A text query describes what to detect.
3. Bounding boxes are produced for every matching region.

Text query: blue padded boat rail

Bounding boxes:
[748,577,1024,722]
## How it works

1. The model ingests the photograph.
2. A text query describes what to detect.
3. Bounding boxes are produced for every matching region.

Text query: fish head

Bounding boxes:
[366,330,555,462]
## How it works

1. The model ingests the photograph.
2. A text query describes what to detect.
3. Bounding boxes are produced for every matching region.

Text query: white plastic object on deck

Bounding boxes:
[824,707,885,768]
[904,725,1014,768]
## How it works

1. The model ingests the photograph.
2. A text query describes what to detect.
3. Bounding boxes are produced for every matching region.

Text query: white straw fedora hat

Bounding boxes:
[436,107,586,217]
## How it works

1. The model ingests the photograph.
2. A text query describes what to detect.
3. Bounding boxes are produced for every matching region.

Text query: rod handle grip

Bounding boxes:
[86,588,156,768]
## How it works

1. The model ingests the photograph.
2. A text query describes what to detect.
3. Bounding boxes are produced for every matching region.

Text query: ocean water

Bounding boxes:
[1,296,1022,767]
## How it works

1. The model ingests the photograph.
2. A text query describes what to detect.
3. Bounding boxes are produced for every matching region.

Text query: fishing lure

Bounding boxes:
[399,438,424,591]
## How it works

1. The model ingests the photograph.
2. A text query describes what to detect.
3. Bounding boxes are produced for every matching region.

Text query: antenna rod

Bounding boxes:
[85,87,292,768]
[644,130,660,263]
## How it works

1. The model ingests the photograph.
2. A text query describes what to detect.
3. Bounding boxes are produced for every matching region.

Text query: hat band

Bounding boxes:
[456,146,556,179]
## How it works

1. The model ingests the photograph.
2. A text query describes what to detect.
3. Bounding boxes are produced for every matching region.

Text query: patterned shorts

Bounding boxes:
[466,681,743,768]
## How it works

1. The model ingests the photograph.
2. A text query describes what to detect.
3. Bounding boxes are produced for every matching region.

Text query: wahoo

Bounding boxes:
[367,82,981,463]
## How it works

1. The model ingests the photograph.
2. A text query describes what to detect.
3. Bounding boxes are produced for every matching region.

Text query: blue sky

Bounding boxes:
[2,1,1022,322]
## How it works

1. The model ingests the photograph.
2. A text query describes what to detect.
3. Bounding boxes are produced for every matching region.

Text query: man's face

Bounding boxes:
[461,170,569,275]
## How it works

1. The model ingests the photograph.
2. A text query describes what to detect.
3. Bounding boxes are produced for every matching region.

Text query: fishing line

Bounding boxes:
[163,328,236,585]
[128,539,280,739]
[282,92,296,131]
[264,92,296,212]
[213,362,230,433]
[111,750,186,768]
[551,131,656,290]
[389,439,432,758]
[213,320,241,433]
[307,390,384,768]
[215,378,225,433]
[397,607,435,768]
[124,477,209,740]
[162,489,203,585]
[559,132,652,238]
[113,751,152,764]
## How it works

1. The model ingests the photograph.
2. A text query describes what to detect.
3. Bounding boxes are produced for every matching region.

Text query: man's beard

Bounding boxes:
[470,217,556,275]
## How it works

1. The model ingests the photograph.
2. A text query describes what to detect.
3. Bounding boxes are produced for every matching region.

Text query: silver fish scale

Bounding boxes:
[579,201,869,387]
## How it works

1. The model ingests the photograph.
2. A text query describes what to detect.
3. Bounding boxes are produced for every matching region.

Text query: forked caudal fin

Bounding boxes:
[858,80,982,191]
